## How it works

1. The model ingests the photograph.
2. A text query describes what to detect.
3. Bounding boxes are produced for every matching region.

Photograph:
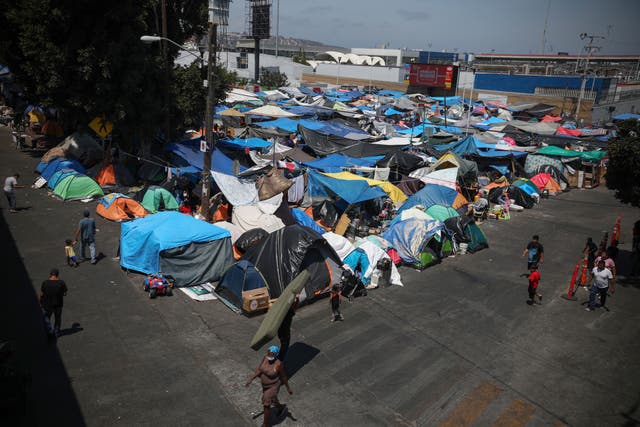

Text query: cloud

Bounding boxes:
[396,9,429,21]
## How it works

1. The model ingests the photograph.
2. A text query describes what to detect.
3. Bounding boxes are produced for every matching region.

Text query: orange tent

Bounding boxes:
[530,173,563,195]
[96,193,147,222]
[95,162,135,187]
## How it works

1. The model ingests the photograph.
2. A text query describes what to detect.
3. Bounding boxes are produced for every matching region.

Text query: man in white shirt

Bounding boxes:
[3,173,23,212]
[586,259,613,311]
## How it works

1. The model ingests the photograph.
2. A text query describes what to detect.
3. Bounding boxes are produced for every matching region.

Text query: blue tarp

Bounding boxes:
[299,120,370,139]
[165,141,246,175]
[384,108,404,116]
[303,153,381,172]
[307,170,387,204]
[383,217,444,264]
[430,96,463,105]
[284,105,333,118]
[298,86,319,96]
[218,137,271,150]
[434,136,527,158]
[612,113,640,121]
[291,208,326,235]
[120,211,230,275]
[255,117,301,133]
[398,184,459,213]
[98,193,129,209]
[378,90,404,98]
[38,158,86,180]
[47,169,79,189]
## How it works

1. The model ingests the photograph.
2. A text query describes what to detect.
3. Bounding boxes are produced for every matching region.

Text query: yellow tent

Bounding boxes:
[324,171,407,203]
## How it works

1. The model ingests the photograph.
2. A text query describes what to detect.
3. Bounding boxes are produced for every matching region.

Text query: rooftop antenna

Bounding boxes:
[541,0,551,53]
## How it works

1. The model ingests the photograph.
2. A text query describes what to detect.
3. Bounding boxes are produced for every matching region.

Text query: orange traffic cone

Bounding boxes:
[563,262,580,300]
[579,256,589,286]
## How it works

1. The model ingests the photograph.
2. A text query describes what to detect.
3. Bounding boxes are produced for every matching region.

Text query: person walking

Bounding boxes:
[65,239,79,267]
[527,264,542,305]
[329,284,343,322]
[277,296,299,362]
[73,208,97,264]
[40,268,68,337]
[4,172,24,212]
[586,259,613,311]
[246,346,292,427]
[595,251,617,294]
[584,237,598,270]
[522,235,544,270]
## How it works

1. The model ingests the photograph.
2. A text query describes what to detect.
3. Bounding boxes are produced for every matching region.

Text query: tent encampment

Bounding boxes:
[52,174,104,201]
[47,169,79,189]
[37,158,86,181]
[96,193,147,221]
[215,260,270,314]
[383,217,445,269]
[120,211,233,286]
[95,162,135,187]
[530,173,562,195]
[139,186,179,213]
[398,184,467,213]
[241,224,343,301]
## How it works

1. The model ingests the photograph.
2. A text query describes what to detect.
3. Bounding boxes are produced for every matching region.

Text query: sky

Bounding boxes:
[227,0,640,55]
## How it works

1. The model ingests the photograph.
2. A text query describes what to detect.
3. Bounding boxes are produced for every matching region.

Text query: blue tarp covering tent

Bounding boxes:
[378,90,404,98]
[47,169,79,189]
[120,211,232,286]
[255,118,300,133]
[612,113,640,121]
[38,158,86,180]
[383,217,444,265]
[291,208,326,235]
[299,120,370,140]
[434,136,527,158]
[512,179,540,196]
[218,137,271,150]
[384,108,404,116]
[307,171,387,205]
[284,105,333,118]
[165,141,246,175]
[303,153,382,172]
[398,184,459,213]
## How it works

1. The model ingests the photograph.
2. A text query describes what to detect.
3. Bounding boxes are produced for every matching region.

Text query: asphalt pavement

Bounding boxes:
[1,125,639,427]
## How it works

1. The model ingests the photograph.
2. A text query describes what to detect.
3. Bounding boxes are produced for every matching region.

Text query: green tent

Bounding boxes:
[141,186,179,213]
[53,174,104,201]
[535,146,607,162]
[465,222,489,253]
[426,205,459,221]
[250,270,310,351]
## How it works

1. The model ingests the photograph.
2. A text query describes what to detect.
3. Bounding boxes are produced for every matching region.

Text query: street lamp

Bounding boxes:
[141,32,217,220]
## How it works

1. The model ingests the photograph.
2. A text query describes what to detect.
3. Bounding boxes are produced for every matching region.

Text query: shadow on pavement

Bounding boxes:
[285,342,320,379]
[0,211,85,426]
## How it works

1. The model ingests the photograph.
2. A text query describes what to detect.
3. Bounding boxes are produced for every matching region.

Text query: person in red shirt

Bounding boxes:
[528,264,542,305]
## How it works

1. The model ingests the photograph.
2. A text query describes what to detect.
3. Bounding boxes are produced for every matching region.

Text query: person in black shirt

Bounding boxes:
[584,237,598,270]
[40,268,68,337]
[277,296,299,362]
[522,235,544,270]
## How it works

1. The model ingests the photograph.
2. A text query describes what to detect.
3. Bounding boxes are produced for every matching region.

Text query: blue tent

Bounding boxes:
[398,184,459,213]
[307,170,387,205]
[38,158,86,180]
[434,136,526,159]
[513,179,540,196]
[291,208,326,234]
[47,168,79,189]
[120,211,232,286]
[303,153,382,172]
[383,217,444,265]
[215,260,269,313]
[255,117,301,133]
[218,137,271,150]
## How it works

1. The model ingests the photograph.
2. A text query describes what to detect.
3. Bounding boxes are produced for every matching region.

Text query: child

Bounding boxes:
[329,284,343,322]
[528,264,542,305]
[65,239,78,267]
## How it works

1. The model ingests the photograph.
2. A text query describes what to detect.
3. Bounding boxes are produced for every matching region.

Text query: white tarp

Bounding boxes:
[354,240,403,286]
[212,221,243,244]
[245,105,299,118]
[322,232,356,260]
[231,205,285,234]
[410,166,458,189]
[212,172,258,206]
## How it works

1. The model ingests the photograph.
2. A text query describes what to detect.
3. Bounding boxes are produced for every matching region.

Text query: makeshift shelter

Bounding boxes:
[96,193,147,222]
[428,152,478,184]
[398,184,467,213]
[94,162,135,187]
[443,216,488,253]
[245,105,298,118]
[409,166,458,189]
[507,186,535,209]
[59,133,104,166]
[241,225,343,301]
[215,260,270,314]
[232,204,286,233]
[139,186,179,213]
[303,153,380,173]
[53,174,104,201]
[530,173,563,195]
[425,205,459,221]
[383,217,444,269]
[120,211,233,286]
[298,125,393,158]
[46,169,79,189]
[512,179,540,196]
[306,170,387,206]
[324,171,407,203]
[37,158,86,180]
[375,151,424,181]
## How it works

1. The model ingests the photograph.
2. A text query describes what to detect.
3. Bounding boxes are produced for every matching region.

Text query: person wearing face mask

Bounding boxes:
[246,346,292,426]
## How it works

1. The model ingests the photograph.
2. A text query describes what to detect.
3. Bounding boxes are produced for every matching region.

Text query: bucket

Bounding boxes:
[458,243,468,255]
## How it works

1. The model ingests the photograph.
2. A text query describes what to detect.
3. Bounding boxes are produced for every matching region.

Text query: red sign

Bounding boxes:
[409,64,457,88]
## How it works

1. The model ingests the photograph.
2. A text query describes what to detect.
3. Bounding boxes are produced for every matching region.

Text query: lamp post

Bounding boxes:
[141,30,217,221]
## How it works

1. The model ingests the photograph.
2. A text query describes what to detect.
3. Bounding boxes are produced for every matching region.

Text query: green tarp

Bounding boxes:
[53,175,104,201]
[426,205,459,221]
[535,146,606,162]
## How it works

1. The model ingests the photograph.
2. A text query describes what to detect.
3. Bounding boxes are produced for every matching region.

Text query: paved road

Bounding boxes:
[1,126,639,427]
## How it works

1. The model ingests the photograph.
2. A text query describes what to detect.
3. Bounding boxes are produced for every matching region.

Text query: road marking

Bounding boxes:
[439,381,503,427]
[491,399,536,427]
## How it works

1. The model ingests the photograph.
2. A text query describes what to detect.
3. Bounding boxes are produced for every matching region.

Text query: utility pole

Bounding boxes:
[161,0,170,142]
[202,14,218,221]
[575,33,604,120]
[275,0,279,57]
[541,0,551,54]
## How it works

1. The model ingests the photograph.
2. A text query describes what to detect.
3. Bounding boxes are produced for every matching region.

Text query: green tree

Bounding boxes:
[260,69,288,88]
[292,48,309,66]
[605,119,640,207]
[0,0,208,144]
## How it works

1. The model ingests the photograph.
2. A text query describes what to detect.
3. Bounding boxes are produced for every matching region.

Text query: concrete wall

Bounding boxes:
[592,98,640,123]
[474,73,608,98]
[220,52,313,84]
[311,63,404,84]
[301,73,409,92]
